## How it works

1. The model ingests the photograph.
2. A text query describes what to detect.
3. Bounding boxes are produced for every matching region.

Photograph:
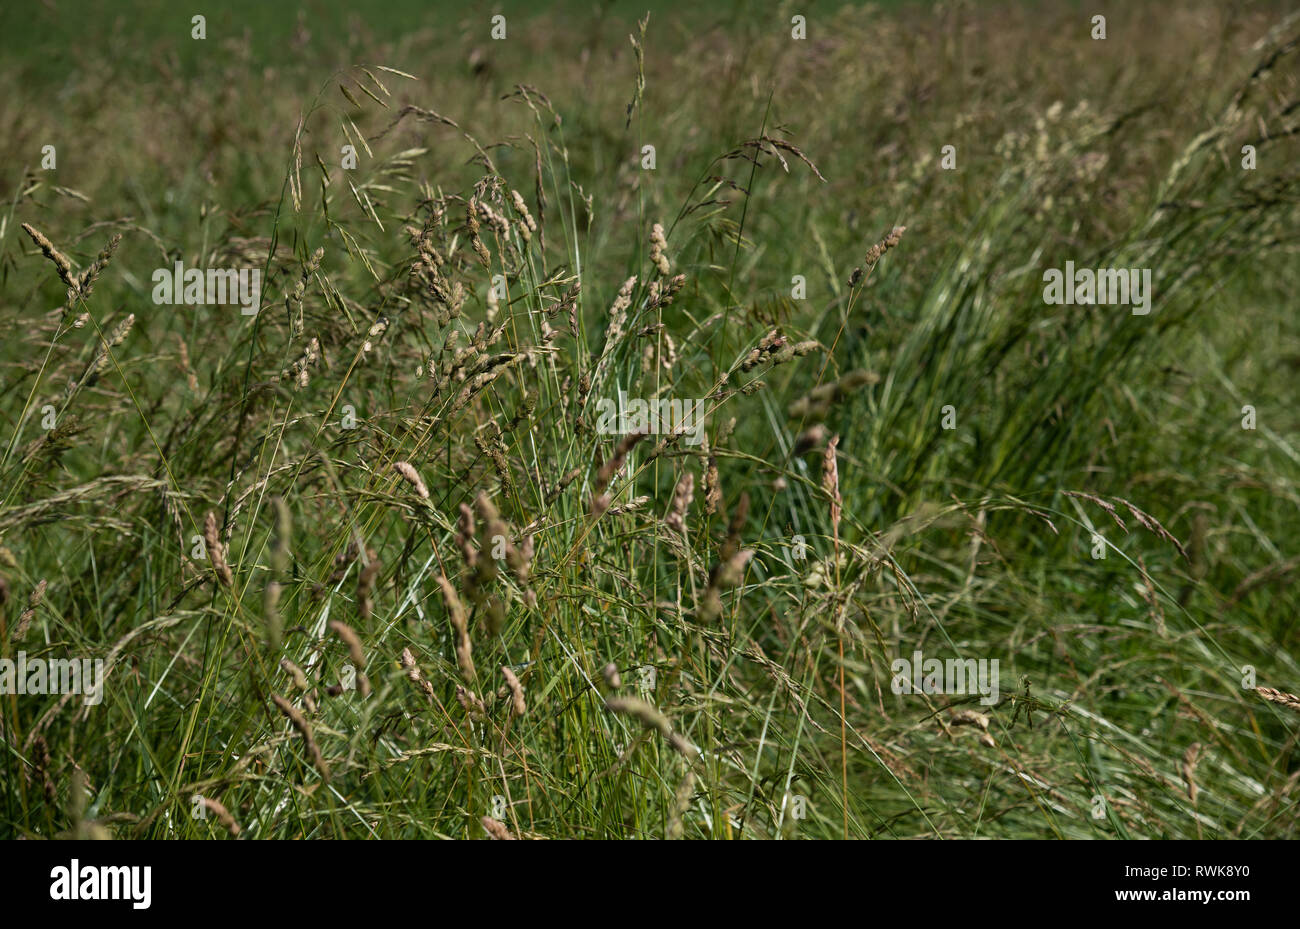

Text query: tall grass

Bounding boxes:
[1,0,1298,839]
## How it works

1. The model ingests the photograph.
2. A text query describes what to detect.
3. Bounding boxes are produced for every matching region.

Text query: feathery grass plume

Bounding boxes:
[949,709,991,730]
[847,225,906,286]
[866,225,906,264]
[18,409,84,465]
[203,511,233,588]
[481,815,517,840]
[649,222,671,275]
[338,82,363,109]
[279,337,320,389]
[591,427,650,516]
[75,232,122,302]
[606,495,650,516]
[823,433,845,838]
[624,13,649,128]
[329,619,370,697]
[735,134,827,181]
[288,118,304,211]
[703,440,722,516]
[280,659,310,691]
[456,684,486,717]
[449,352,529,417]
[284,247,325,336]
[29,735,57,804]
[739,331,818,373]
[604,696,698,760]
[643,285,666,316]
[436,574,475,682]
[666,769,695,839]
[741,330,783,372]
[510,189,537,241]
[550,280,581,325]
[544,467,582,507]
[504,188,530,231]
[651,273,685,308]
[501,666,527,716]
[525,131,548,251]
[664,471,694,535]
[654,332,678,371]
[0,475,167,531]
[773,340,821,367]
[1064,491,1190,561]
[477,199,511,242]
[793,424,828,456]
[466,197,490,266]
[1062,491,1126,529]
[271,694,330,782]
[195,795,242,836]
[393,461,429,499]
[21,222,77,292]
[12,578,46,641]
[602,662,622,690]
[823,435,842,539]
[698,548,754,624]
[1256,686,1300,713]
[279,658,317,714]
[400,647,435,700]
[603,275,637,349]
[475,428,514,497]
[83,313,136,383]
[1180,742,1203,804]
[1115,497,1190,562]
[787,369,880,420]
[361,316,389,358]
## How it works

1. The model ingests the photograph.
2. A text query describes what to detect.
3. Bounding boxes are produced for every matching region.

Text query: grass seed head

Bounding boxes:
[393,460,430,499]
[203,511,233,587]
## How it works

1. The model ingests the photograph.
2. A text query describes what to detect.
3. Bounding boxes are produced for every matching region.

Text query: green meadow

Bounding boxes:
[1,0,1297,839]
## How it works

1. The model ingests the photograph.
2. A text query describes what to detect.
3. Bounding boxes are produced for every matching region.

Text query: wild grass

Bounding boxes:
[0,0,1298,839]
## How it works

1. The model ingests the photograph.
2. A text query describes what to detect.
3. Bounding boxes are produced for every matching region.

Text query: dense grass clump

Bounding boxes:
[1,1,1298,839]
